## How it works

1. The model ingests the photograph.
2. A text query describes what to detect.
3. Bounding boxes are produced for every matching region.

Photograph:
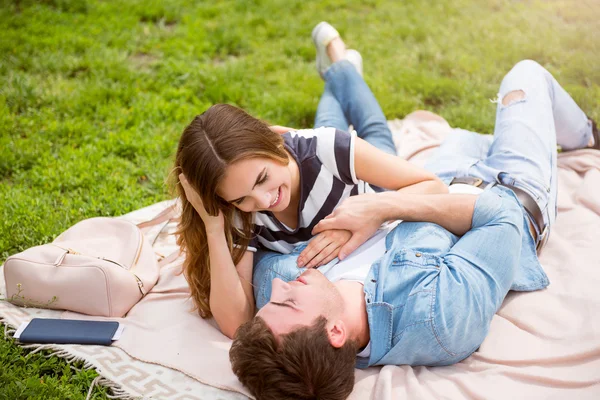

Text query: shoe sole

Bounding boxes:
[312,22,339,77]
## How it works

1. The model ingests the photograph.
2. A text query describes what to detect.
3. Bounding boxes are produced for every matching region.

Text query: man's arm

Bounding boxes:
[313,191,478,242]
[430,187,524,358]
[375,192,477,236]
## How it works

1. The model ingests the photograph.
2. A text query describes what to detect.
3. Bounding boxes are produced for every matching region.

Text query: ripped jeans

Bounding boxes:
[425,60,594,240]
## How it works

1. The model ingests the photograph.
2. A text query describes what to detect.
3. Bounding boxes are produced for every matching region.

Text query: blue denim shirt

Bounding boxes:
[252,186,549,367]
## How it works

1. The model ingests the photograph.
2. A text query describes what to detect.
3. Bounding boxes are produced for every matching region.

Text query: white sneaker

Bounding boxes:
[345,49,363,77]
[312,21,340,78]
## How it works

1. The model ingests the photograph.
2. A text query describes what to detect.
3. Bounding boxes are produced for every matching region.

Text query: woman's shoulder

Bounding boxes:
[286,127,355,167]
[286,126,353,144]
[283,128,323,159]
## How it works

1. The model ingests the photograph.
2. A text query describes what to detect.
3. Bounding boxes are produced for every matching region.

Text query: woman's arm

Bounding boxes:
[269,125,295,134]
[179,174,255,339]
[206,234,255,339]
[354,137,447,194]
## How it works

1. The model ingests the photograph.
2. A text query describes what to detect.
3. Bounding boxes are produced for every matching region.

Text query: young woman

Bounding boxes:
[174,22,447,338]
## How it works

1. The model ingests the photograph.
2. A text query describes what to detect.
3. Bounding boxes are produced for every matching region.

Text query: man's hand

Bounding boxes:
[179,173,224,233]
[297,229,352,268]
[312,194,384,260]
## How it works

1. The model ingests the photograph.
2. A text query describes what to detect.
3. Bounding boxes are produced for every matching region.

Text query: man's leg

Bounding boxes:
[320,60,397,156]
[425,128,493,184]
[473,60,594,235]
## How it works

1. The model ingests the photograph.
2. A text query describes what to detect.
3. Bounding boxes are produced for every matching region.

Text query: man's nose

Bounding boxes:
[271,278,291,295]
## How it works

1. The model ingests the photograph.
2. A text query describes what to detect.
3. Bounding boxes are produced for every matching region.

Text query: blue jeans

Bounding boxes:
[426,60,593,239]
[314,60,398,156]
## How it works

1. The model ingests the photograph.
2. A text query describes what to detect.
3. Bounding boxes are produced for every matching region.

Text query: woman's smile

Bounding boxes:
[217,157,296,214]
[269,187,282,208]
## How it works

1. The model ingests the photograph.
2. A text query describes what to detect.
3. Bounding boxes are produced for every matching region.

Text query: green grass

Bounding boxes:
[0,0,598,398]
[0,333,109,399]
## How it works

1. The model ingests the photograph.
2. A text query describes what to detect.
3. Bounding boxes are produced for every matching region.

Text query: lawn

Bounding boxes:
[1,0,598,398]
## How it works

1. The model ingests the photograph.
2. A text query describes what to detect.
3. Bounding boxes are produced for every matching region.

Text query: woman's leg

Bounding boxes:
[312,25,397,155]
[322,60,397,156]
[314,85,350,132]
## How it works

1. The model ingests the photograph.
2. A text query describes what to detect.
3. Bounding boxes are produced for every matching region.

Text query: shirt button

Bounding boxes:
[415,252,422,257]
[371,279,377,283]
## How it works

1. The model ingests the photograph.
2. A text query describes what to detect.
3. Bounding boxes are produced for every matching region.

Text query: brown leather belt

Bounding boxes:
[449,177,548,253]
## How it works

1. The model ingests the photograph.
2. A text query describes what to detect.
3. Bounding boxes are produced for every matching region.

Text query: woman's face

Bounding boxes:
[217,157,293,213]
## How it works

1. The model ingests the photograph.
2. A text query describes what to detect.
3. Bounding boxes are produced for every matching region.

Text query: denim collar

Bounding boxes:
[355,257,393,368]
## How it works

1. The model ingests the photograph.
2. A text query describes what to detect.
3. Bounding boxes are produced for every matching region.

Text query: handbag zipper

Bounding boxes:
[51,244,145,296]
[132,227,144,267]
[101,257,145,296]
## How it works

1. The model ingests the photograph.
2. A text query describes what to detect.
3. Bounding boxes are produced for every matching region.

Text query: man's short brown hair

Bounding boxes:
[229,316,358,400]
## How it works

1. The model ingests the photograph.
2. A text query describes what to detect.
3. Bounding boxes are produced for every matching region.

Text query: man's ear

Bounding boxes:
[326,319,347,348]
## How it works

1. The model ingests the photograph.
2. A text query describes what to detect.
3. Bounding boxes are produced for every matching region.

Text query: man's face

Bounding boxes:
[256,269,344,336]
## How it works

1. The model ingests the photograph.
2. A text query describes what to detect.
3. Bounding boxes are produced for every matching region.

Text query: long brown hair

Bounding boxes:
[173,104,289,318]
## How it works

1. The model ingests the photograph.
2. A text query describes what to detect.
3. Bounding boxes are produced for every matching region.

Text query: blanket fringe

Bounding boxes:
[1,317,138,400]
[85,376,132,400]
[4,321,15,337]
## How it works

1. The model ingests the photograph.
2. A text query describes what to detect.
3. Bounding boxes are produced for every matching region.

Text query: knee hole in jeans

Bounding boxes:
[502,90,526,106]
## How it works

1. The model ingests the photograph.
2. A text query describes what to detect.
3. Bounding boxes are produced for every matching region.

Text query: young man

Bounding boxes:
[229,59,598,400]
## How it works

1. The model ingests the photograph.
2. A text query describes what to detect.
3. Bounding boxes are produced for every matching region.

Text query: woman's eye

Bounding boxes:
[258,173,268,185]
[285,298,296,305]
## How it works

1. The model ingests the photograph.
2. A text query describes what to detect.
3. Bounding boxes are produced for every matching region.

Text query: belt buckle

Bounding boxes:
[450,177,484,187]
[536,225,549,253]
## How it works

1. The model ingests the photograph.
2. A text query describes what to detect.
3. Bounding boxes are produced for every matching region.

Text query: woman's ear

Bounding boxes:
[326,319,347,348]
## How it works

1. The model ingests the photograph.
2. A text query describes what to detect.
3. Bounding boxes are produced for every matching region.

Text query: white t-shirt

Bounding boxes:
[448,183,484,195]
[317,222,398,283]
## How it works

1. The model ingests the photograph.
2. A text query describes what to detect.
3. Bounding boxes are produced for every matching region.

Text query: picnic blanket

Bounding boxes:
[1,112,599,399]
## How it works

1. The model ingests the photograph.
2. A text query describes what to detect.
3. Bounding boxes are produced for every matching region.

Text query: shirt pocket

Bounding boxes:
[381,250,441,305]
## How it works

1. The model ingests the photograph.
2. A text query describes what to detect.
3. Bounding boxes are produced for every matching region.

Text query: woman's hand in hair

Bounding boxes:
[297,229,352,268]
[179,173,224,233]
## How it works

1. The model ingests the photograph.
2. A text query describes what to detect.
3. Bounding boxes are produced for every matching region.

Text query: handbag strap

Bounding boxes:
[157,249,182,268]
[137,203,179,231]
[136,202,183,268]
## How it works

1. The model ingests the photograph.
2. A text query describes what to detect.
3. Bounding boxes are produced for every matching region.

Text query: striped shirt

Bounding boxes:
[245,127,376,253]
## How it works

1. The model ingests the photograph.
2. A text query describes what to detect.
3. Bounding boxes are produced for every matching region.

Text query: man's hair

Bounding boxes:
[229,316,358,400]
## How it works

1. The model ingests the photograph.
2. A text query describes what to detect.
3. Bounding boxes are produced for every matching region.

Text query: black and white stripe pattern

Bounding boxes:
[246,127,375,253]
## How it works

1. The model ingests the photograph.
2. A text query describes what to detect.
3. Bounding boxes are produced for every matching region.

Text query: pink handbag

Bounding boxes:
[3,205,179,317]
